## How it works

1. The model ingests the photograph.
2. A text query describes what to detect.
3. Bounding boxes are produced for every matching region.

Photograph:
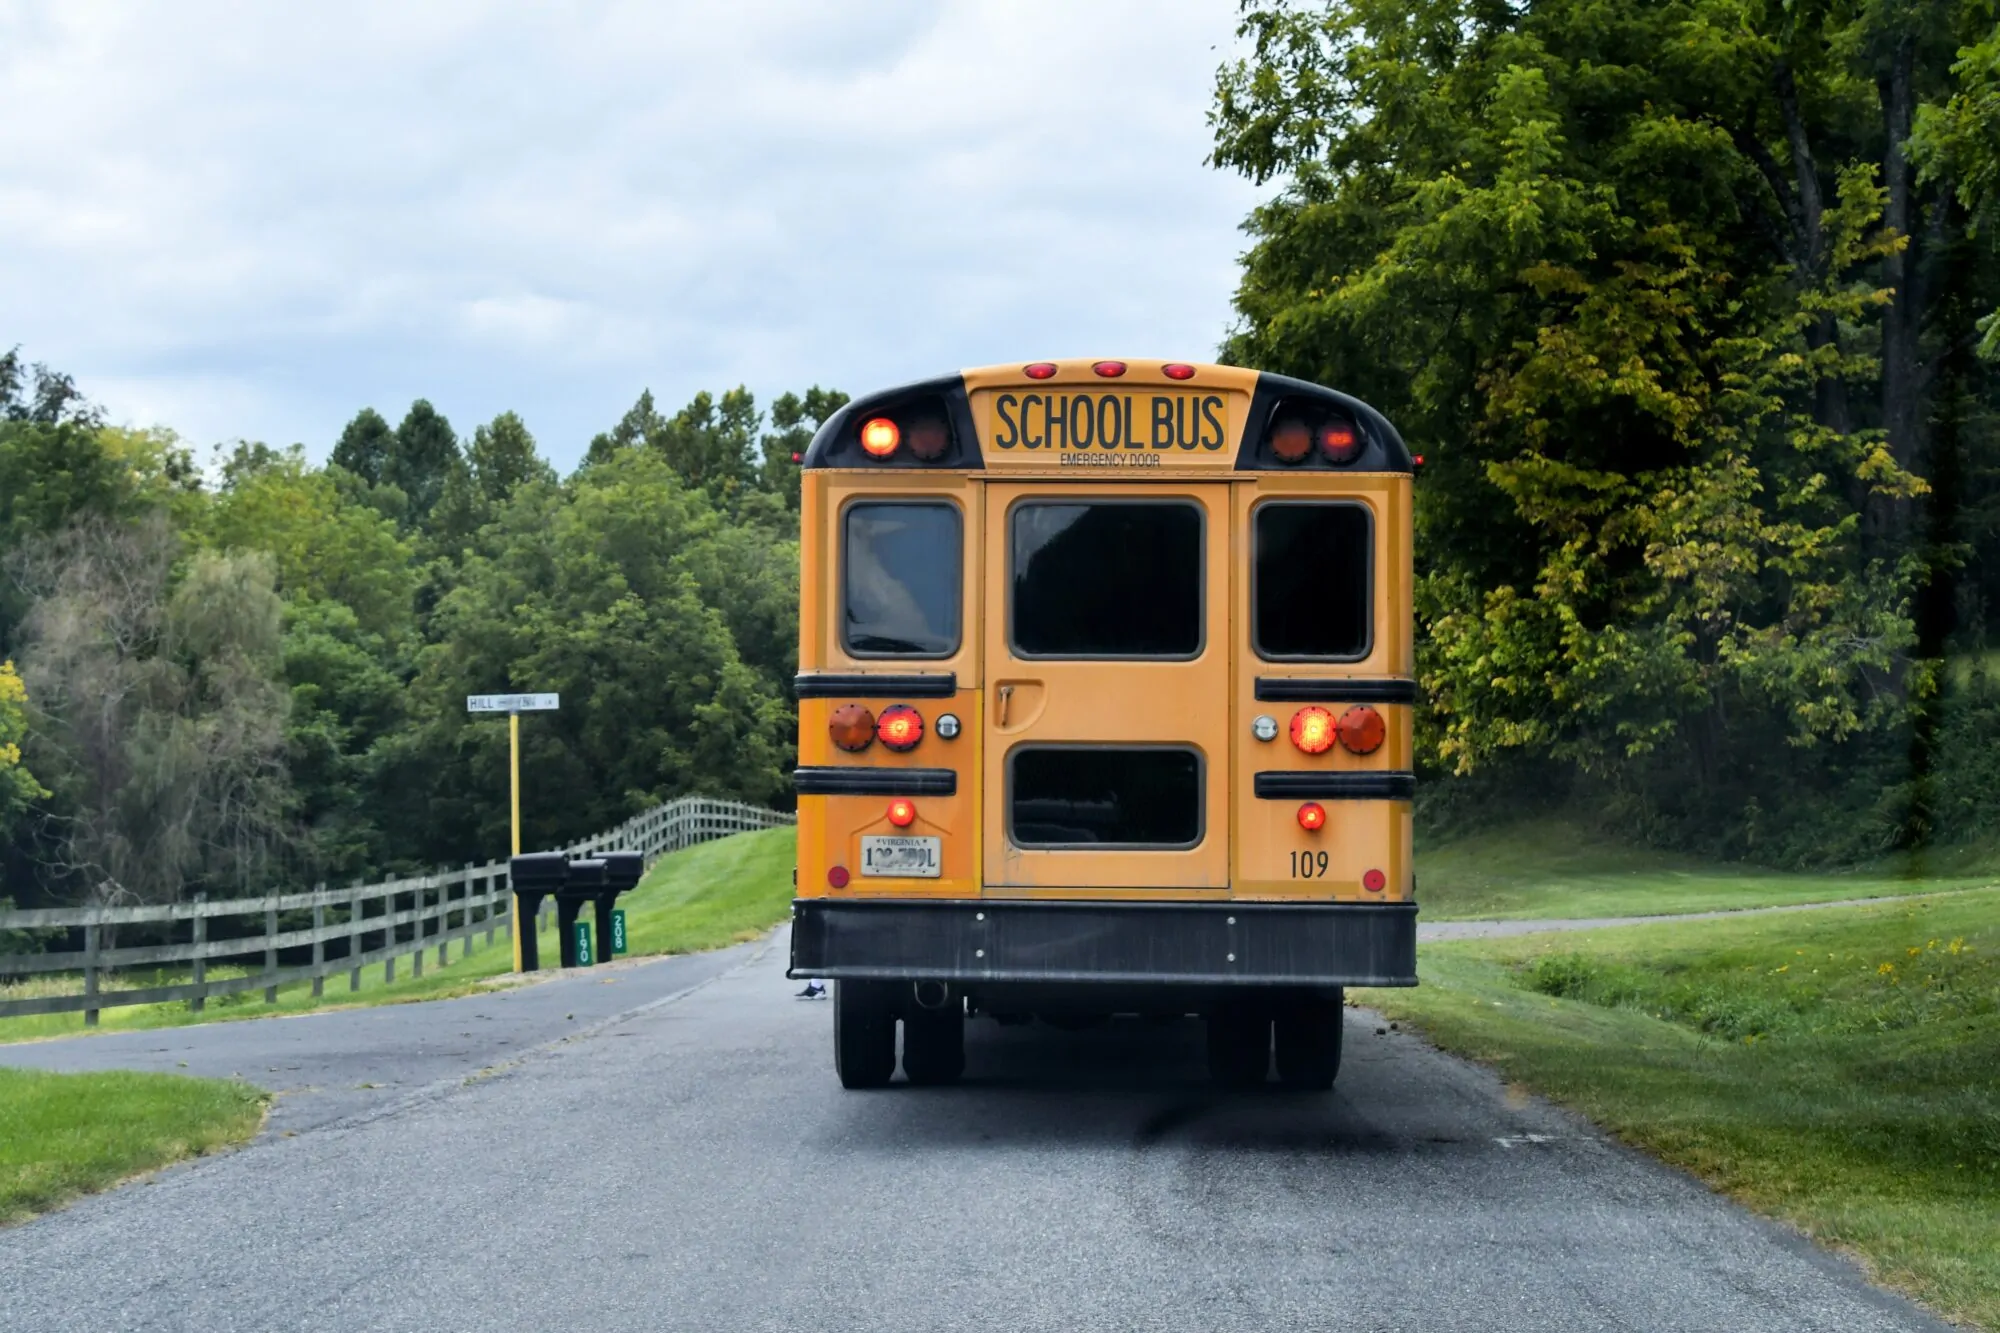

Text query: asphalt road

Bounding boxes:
[0,929,1951,1333]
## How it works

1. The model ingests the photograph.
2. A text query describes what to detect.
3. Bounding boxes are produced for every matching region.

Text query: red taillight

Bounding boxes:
[860,417,900,458]
[907,419,949,461]
[1162,363,1195,380]
[886,798,916,828]
[1024,362,1057,379]
[877,705,924,751]
[1092,360,1127,377]
[1270,418,1311,465]
[1319,418,1362,464]
[828,865,850,889]
[829,702,875,752]
[1290,706,1335,755]
[790,451,802,463]
[1363,868,1386,892]
[1297,802,1326,831]
[1337,705,1385,755]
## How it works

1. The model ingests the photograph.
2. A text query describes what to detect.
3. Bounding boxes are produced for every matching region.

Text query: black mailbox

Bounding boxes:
[508,852,570,971]
[554,859,606,967]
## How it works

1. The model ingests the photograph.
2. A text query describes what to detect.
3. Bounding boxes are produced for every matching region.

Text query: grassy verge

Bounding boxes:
[0,826,797,1044]
[0,1067,267,1224]
[1418,818,1999,921]
[1359,889,2000,1329]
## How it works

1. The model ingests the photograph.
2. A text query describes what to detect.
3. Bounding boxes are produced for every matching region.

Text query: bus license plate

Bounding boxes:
[860,836,941,878]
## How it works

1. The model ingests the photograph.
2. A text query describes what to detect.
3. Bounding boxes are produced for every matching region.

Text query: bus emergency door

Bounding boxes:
[981,482,1232,892]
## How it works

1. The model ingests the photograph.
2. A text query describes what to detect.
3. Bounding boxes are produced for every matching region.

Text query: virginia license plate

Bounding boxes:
[860,835,942,878]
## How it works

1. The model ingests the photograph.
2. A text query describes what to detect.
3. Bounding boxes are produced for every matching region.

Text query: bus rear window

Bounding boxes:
[1011,501,1202,657]
[1010,747,1203,848]
[1254,503,1372,659]
[843,502,961,657]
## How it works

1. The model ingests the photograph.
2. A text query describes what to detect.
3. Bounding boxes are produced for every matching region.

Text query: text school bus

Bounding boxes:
[789,359,1415,1090]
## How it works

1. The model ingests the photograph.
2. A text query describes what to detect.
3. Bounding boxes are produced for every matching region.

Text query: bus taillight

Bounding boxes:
[1337,706,1385,755]
[830,703,876,752]
[860,417,900,458]
[1289,706,1335,755]
[887,799,917,828]
[877,705,924,751]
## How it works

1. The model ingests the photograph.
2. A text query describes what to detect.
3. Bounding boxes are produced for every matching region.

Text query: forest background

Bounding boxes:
[3,0,2000,915]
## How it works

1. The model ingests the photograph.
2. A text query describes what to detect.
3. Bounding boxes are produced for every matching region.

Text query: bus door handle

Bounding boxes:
[997,684,1014,728]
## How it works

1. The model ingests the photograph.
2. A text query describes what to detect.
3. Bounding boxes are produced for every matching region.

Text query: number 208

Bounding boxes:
[1290,850,1329,878]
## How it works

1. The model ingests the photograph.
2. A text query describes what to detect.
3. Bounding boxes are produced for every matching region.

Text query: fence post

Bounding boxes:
[311,885,327,998]
[349,883,364,991]
[384,884,396,985]
[83,920,100,1028]
[412,882,426,979]
[263,898,279,1004]
[437,872,452,967]
[484,865,497,946]
[190,894,208,1014]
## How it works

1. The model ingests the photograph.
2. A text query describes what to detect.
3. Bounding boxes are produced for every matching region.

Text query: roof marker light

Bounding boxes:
[1024,362,1057,380]
[1163,363,1196,380]
[1091,361,1127,377]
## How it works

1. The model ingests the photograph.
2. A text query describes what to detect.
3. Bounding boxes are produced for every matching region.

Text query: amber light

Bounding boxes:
[1162,363,1196,380]
[907,419,949,461]
[1363,869,1387,892]
[877,704,924,751]
[1092,360,1128,377]
[1290,706,1335,755]
[1297,802,1326,831]
[1319,418,1362,464]
[1270,418,1311,465]
[1024,362,1057,379]
[829,702,876,752]
[860,417,901,457]
[1337,705,1385,755]
[886,798,917,828]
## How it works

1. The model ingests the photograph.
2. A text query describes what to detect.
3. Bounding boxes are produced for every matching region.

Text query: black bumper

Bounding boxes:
[789,898,1417,988]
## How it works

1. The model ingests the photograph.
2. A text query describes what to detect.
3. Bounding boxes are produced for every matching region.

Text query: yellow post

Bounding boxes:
[509,710,524,971]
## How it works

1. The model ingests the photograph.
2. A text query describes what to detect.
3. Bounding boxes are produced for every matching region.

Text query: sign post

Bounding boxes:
[468,693,560,971]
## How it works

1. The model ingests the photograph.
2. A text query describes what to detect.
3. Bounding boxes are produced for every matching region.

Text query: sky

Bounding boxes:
[0,1,1268,470]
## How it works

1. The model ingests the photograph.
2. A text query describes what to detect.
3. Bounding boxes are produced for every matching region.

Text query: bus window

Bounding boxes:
[1010,746,1203,848]
[1253,502,1372,660]
[842,501,962,657]
[1010,501,1202,657]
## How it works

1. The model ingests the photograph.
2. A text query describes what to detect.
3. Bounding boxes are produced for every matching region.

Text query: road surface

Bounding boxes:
[0,929,1951,1332]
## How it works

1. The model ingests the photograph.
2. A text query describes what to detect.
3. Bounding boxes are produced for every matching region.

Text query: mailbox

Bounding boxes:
[554,859,607,968]
[508,852,570,971]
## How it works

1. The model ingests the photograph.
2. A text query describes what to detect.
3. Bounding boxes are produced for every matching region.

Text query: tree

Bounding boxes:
[434,411,557,550]
[9,516,294,905]
[330,407,395,487]
[0,659,46,840]
[387,399,460,523]
[760,387,849,509]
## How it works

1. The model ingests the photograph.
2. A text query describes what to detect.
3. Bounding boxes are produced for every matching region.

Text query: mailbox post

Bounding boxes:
[595,852,643,968]
[555,859,606,968]
[506,849,646,972]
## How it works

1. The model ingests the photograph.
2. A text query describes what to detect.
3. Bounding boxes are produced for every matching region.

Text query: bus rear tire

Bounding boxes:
[1206,1005,1271,1088]
[834,980,897,1089]
[1274,992,1343,1090]
[902,1001,965,1086]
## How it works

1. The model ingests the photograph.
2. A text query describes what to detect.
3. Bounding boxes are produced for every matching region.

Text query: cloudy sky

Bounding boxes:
[1,2,1267,469]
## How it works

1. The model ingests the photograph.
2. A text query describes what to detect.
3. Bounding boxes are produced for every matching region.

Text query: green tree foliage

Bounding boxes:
[433,411,558,551]
[0,660,46,841]
[329,406,394,487]
[1213,0,2000,859]
[387,399,460,523]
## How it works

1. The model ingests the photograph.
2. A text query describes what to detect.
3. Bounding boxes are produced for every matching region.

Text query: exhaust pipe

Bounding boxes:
[911,980,951,1011]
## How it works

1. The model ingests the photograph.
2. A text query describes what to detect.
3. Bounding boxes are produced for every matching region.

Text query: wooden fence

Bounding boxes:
[0,795,794,1024]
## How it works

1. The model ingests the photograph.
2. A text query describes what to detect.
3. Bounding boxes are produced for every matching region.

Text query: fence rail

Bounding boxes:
[0,795,793,1024]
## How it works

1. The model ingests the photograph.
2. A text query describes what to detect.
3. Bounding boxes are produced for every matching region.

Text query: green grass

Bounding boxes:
[0,826,798,1044]
[1418,818,2000,921]
[1359,889,2000,1330]
[0,1067,268,1224]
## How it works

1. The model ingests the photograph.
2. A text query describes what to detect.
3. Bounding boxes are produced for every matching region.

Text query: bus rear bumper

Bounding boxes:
[789,898,1417,988]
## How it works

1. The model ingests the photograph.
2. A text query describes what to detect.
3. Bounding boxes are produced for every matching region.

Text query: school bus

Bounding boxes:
[788,358,1416,1090]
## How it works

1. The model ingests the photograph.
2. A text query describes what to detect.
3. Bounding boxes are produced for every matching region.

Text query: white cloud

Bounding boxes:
[0,0,1265,467]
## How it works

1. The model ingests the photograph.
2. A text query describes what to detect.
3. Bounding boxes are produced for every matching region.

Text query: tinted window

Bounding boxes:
[1011,502,1202,657]
[843,503,961,657]
[1010,748,1202,848]
[1254,503,1372,659]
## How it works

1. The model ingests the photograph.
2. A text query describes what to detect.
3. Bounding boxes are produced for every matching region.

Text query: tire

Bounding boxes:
[1274,990,1344,1091]
[1206,1005,1271,1088]
[902,999,966,1086]
[834,980,897,1089]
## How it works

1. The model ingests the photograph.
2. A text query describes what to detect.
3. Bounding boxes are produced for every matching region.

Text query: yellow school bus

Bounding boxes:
[789,358,1415,1090]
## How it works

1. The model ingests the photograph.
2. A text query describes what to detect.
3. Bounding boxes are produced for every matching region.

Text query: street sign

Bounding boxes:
[467,693,560,713]
[573,920,593,967]
[611,909,628,956]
